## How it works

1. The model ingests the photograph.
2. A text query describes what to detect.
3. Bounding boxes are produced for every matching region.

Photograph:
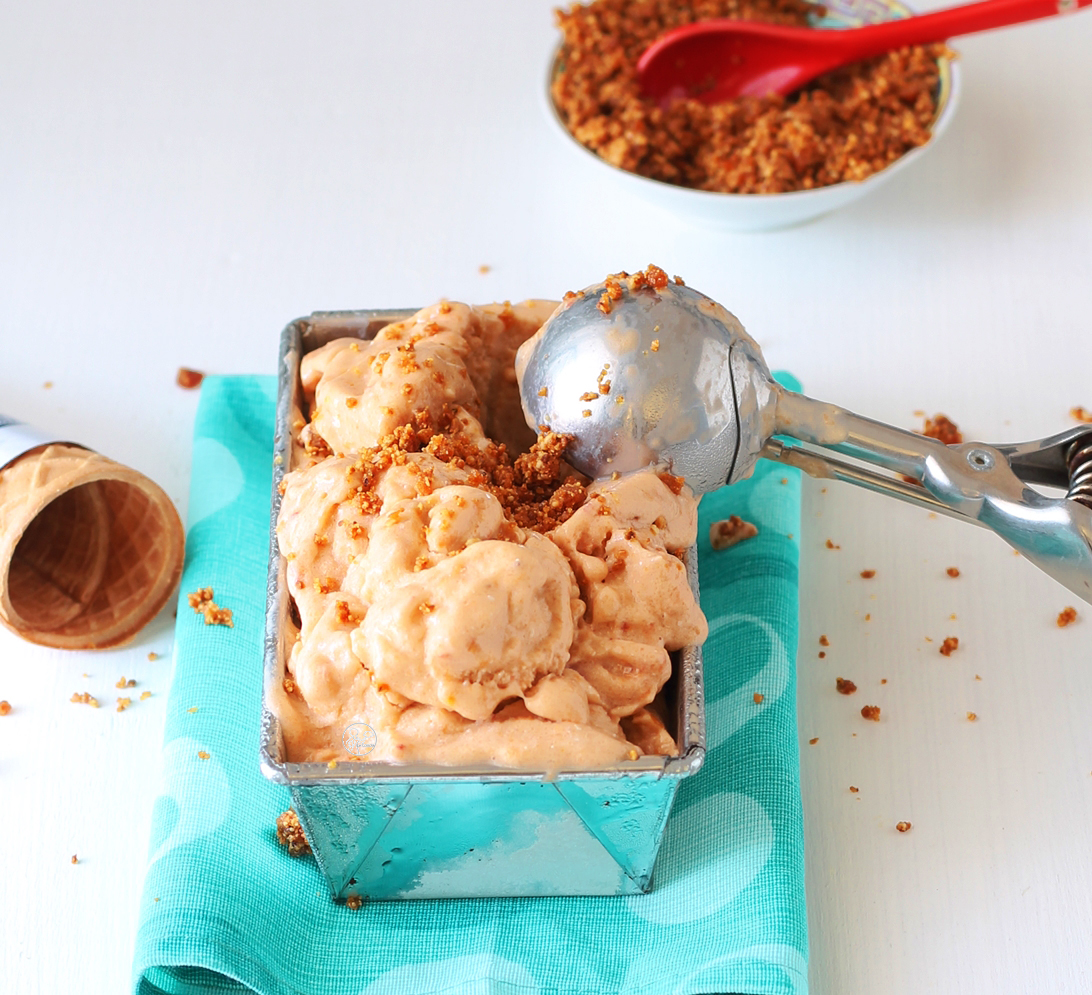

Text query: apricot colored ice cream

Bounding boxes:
[273,298,707,768]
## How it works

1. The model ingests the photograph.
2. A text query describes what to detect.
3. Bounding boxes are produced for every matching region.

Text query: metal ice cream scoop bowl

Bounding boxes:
[517,276,1092,603]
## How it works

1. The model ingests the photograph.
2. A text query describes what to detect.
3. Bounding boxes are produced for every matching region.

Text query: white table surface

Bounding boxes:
[2,2,1091,992]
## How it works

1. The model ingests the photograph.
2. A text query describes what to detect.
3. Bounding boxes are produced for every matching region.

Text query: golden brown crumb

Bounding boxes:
[825,539,840,549]
[975,674,982,681]
[860,569,876,579]
[197,751,210,759]
[345,894,364,910]
[140,691,153,700]
[650,339,660,352]
[946,567,960,578]
[70,692,99,708]
[836,678,857,695]
[819,635,829,646]
[861,704,881,721]
[147,652,159,661]
[187,706,199,713]
[1057,606,1078,627]
[188,587,234,627]
[552,2,948,194]
[43,381,53,389]
[334,601,362,626]
[327,759,339,770]
[939,636,959,656]
[177,367,204,389]
[1070,406,1092,423]
[537,386,548,397]
[709,514,758,550]
[818,651,826,659]
[0,701,10,716]
[966,711,977,721]
[478,264,491,274]
[276,809,312,857]
[116,697,132,712]
[849,786,859,793]
[808,737,819,745]
[864,613,871,621]
[881,678,888,684]
[896,821,912,833]
[115,676,137,689]
[921,414,962,445]
[71,854,78,864]
[753,692,764,704]
[283,677,297,695]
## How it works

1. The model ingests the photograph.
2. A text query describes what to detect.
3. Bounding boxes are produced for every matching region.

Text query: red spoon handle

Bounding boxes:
[834,0,1091,61]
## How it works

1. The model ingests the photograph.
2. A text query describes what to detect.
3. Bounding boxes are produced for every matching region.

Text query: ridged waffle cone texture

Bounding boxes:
[0,444,184,649]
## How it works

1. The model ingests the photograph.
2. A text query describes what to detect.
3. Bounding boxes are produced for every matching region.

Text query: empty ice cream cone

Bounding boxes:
[0,441,184,650]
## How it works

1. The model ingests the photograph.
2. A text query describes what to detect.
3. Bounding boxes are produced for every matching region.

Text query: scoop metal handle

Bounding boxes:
[770,389,1092,603]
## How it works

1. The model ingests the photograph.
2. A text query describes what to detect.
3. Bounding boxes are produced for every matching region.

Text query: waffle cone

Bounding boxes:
[0,444,184,649]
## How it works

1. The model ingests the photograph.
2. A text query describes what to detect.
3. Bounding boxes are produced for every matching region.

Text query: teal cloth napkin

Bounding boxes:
[133,374,807,995]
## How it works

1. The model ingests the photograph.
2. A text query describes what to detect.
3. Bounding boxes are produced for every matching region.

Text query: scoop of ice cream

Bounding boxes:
[551,471,707,717]
[356,532,580,721]
[304,337,479,456]
[276,455,375,636]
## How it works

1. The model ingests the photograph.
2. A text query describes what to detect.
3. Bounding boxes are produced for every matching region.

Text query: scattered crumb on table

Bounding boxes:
[70,692,99,708]
[896,821,912,833]
[177,367,205,389]
[861,704,881,722]
[809,737,819,745]
[921,414,962,445]
[140,691,153,700]
[147,652,159,661]
[860,569,876,579]
[849,786,859,793]
[966,712,978,722]
[946,566,960,578]
[71,854,78,864]
[1057,606,1078,627]
[0,700,10,716]
[345,894,363,910]
[819,635,829,646]
[753,692,764,704]
[939,636,959,657]
[115,676,137,689]
[1070,406,1092,423]
[197,750,210,760]
[836,678,857,695]
[116,697,132,712]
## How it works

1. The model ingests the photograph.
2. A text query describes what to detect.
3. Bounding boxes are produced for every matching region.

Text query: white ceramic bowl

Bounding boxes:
[546,0,961,232]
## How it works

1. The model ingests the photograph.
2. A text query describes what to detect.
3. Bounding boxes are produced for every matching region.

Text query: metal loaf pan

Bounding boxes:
[260,309,706,901]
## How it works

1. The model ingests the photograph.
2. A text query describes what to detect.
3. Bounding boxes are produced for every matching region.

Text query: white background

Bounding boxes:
[2,1,1091,992]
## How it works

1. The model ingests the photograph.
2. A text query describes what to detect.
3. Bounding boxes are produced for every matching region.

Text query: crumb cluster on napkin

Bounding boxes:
[132,374,807,995]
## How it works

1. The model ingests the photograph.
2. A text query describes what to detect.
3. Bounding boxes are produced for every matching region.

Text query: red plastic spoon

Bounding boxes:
[637,0,1090,104]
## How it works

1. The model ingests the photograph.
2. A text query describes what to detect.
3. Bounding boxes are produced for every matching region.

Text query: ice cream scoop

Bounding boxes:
[517,275,1092,603]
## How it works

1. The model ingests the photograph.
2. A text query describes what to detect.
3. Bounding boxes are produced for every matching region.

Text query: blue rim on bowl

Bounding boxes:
[545,0,960,232]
